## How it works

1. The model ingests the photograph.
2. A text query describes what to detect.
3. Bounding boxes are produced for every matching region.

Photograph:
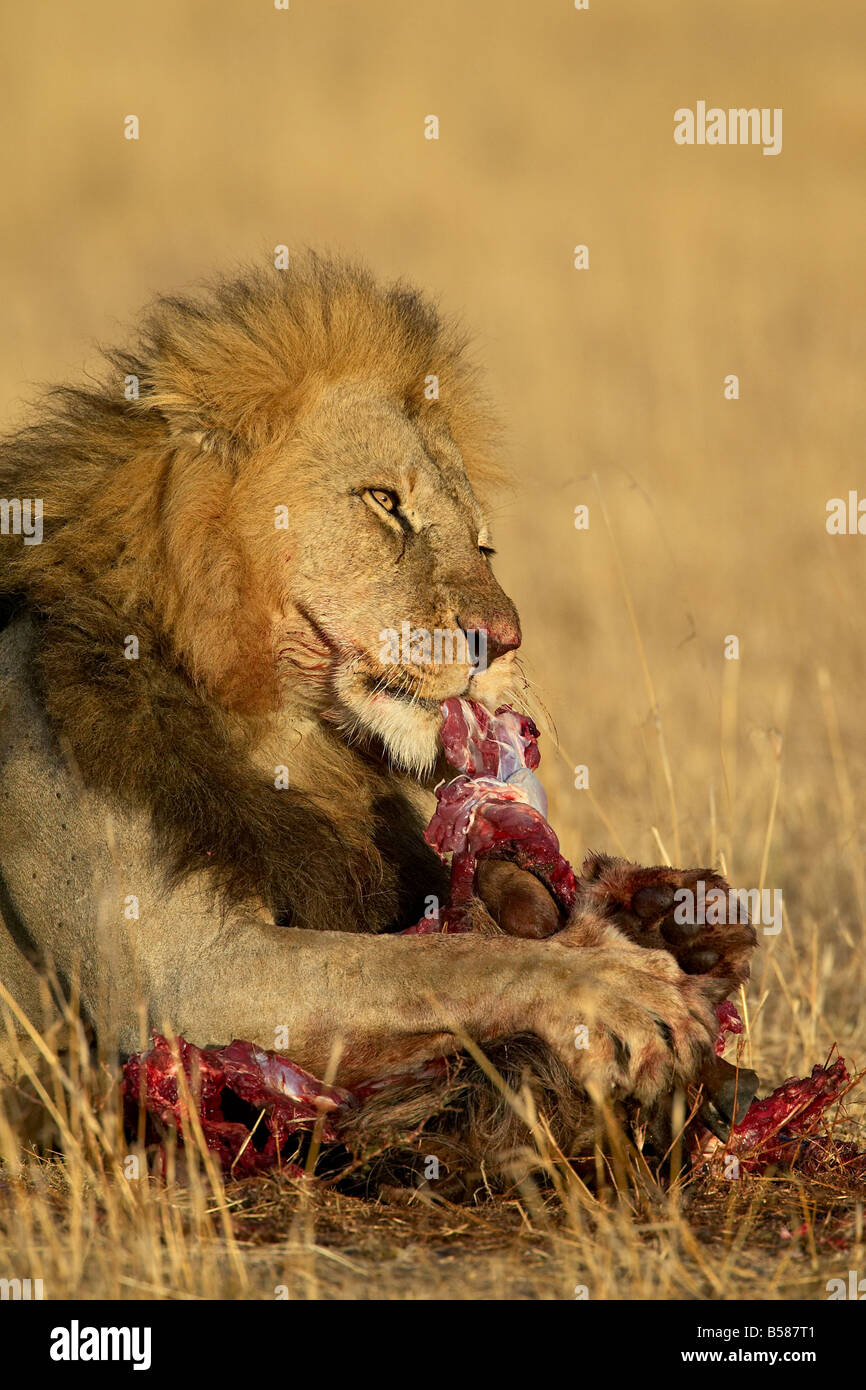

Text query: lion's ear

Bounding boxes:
[181,425,243,469]
[143,370,244,467]
[139,295,302,454]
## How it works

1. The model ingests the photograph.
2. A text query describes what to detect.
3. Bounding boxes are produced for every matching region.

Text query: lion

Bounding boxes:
[0,255,755,1182]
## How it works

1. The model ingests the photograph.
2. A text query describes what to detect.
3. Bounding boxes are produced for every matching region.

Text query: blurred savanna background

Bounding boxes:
[1,0,865,1300]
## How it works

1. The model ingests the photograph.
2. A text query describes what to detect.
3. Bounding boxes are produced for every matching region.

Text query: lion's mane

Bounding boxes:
[0,255,501,929]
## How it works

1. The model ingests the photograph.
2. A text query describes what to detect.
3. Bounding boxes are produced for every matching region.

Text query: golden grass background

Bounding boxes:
[1,0,865,1299]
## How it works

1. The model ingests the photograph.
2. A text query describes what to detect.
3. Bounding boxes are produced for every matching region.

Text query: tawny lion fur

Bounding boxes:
[0,255,751,1186]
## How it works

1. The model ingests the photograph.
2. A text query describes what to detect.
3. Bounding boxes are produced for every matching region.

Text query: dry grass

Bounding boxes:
[1,0,865,1299]
[1,990,864,1301]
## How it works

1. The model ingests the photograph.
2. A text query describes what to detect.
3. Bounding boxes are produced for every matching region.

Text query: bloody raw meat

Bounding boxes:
[714,1000,744,1057]
[696,1022,865,1177]
[123,697,863,1181]
[122,1033,448,1176]
[415,699,576,931]
[123,1033,347,1176]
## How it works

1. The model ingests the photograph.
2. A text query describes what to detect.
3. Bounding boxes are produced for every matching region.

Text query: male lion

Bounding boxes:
[0,256,754,1175]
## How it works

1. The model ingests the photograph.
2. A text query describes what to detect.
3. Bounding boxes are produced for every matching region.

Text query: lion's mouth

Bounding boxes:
[279,604,496,774]
[324,656,466,775]
[357,671,462,710]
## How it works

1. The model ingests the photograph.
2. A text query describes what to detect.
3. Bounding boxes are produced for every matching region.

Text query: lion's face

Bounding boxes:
[239,379,522,774]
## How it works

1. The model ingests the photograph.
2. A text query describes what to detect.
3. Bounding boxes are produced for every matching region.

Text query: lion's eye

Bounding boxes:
[479,544,497,558]
[367,488,399,513]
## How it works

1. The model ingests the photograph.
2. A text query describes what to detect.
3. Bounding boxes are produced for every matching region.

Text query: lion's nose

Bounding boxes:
[485,616,522,663]
[458,612,522,664]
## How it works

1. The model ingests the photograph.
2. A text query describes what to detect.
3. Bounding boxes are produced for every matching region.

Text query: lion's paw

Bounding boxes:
[573,854,757,1002]
[535,940,717,1105]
